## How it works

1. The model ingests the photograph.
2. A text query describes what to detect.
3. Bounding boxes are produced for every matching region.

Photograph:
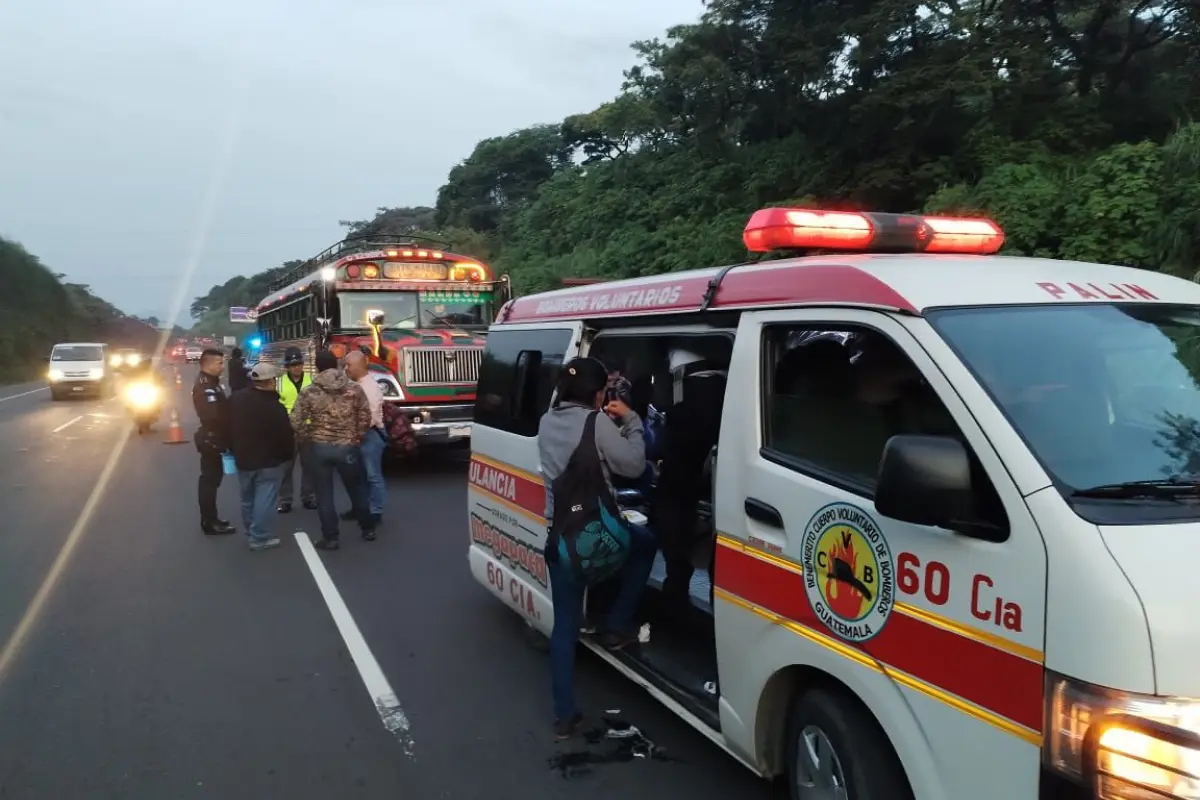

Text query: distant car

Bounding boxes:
[47,342,112,400]
[109,347,150,374]
[185,346,203,363]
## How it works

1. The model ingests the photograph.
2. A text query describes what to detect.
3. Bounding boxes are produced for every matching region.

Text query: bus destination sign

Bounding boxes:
[382,262,449,281]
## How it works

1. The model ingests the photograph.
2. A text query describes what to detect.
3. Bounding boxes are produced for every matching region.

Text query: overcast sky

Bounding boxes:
[0,0,699,324]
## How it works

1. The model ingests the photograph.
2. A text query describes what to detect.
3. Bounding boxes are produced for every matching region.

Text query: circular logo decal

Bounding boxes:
[800,502,895,642]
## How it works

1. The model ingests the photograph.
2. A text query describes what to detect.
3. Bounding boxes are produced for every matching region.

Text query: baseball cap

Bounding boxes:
[283,347,304,365]
[249,362,282,381]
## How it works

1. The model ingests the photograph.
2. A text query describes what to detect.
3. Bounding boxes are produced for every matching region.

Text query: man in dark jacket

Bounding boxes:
[192,348,235,535]
[227,347,250,392]
[228,362,295,551]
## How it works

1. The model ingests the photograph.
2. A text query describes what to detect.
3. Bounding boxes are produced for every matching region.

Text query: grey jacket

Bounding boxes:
[537,402,645,520]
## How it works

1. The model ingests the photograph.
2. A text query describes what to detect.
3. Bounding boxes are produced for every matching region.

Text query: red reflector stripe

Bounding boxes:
[715,543,1043,734]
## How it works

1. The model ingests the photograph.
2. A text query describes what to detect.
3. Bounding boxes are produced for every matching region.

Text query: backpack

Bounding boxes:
[547,412,633,583]
[381,402,417,456]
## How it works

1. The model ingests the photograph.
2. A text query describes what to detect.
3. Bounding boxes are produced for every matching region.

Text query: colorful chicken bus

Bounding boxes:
[253,235,510,446]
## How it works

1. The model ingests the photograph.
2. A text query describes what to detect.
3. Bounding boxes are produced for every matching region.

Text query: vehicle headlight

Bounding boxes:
[128,354,141,365]
[123,382,160,409]
[48,369,64,382]
[1047,673,1200,798]
[110,355,123,367]
[88,368,104,380]
[375,375,404,399]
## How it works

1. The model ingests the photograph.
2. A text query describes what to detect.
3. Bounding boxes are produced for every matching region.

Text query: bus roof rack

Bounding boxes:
[268,233,453,292]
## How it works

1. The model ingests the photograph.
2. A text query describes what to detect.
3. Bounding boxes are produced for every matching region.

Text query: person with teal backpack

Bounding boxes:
[538,356,657,740]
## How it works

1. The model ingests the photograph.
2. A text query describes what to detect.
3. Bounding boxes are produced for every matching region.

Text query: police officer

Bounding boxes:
[192,348,236,534]
[276,346,316,512]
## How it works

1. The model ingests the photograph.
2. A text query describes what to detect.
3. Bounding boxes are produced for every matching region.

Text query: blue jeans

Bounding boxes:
[307,442,371,540]
[546,523,656,721]
[238,465,284,543]
[359,428,386,516]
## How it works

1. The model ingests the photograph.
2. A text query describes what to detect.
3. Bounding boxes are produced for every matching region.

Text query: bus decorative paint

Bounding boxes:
[252,234,511,446]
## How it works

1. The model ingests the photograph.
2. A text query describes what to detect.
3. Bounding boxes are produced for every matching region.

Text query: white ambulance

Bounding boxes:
[467,207,1200,800]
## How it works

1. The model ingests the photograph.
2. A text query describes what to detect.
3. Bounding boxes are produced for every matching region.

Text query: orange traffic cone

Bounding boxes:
[163,408,187,444]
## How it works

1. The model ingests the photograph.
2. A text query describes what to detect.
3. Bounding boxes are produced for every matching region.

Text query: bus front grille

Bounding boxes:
[404,347,482,386]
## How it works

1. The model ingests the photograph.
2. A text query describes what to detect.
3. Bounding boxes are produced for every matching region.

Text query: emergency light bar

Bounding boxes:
[743,208,1005,255]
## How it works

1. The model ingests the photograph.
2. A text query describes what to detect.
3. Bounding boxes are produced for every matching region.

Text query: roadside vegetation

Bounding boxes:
[188,0,1200,324]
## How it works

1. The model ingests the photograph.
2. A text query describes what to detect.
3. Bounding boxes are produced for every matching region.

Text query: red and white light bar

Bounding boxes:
[743,208,1005,255]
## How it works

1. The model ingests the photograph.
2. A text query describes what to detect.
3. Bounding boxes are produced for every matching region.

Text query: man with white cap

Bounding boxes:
[228,361,296,552]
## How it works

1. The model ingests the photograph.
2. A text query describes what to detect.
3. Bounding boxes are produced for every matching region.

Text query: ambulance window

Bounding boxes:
[475,328,573,437]
[762,324,1007,528]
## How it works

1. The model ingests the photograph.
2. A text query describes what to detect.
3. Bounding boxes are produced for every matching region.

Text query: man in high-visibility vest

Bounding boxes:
[276,347,315,512]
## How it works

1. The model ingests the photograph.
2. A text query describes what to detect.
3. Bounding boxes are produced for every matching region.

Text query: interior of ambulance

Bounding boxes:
[580,323,1008,728]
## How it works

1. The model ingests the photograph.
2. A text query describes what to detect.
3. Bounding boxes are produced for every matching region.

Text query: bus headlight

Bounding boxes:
[1047,673,1200,798]
[48,369,64,382]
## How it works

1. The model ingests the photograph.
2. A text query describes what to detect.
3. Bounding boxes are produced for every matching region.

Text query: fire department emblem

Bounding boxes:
[800,502,895,643]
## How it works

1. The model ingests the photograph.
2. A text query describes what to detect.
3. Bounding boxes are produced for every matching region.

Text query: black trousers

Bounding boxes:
[198,448,223,523]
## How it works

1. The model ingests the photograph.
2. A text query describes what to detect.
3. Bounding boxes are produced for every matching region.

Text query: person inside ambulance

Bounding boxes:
[771,332,955,486]
[652,348,727,611]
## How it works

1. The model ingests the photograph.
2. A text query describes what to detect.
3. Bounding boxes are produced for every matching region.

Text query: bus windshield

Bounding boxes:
[928,303,1200,495]
[337,291,492,330]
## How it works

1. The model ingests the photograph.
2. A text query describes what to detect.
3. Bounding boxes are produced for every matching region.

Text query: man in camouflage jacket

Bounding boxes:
[290,349,374,549]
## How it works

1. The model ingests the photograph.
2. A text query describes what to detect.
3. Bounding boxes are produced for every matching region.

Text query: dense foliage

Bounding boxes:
[0,237,171,382]
[192,0,1200,317]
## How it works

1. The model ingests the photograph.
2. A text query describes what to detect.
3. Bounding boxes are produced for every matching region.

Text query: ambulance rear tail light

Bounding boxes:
[743,208,1005,255]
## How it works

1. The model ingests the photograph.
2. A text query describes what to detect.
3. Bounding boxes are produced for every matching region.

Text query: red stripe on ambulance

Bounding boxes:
[715,543,1043,733]
[497,263,917,324]
[468,457,546,518]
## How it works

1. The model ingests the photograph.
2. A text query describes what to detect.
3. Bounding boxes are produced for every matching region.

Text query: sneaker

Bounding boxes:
[553,712,584,741]
[313,537,339,551]
[276,502,292,514]
[302,497,318,510]
[362,528,377,541]
[201,520,236,535]
[597,630,637,651]
[249,537,281,552]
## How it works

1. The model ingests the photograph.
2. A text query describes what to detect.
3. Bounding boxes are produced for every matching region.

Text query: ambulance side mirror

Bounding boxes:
[875,435,1001,541]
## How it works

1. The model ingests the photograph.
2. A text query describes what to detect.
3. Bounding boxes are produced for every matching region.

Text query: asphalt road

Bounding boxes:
[0,371,784,800]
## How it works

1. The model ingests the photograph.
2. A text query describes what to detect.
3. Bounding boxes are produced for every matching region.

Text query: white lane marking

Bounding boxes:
[293,532,414,757]
[52,416,83,434]
[0,387,47,403]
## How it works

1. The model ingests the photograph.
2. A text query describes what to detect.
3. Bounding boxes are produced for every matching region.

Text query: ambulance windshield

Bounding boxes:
[929,303,1200,501]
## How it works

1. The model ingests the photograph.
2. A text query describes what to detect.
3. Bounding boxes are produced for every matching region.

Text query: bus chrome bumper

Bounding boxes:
[384,399,474,443]
[410,419,473,442]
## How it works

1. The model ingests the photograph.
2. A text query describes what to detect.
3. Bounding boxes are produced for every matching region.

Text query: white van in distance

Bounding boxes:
[48,342,111,400]
[468,207,1200,800]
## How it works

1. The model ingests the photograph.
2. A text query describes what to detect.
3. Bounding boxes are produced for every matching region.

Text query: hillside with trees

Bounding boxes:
[190,0,1200,320]
[0,237,176,382]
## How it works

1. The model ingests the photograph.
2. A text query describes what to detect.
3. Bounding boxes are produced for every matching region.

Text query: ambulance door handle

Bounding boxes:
[745,498,783,528]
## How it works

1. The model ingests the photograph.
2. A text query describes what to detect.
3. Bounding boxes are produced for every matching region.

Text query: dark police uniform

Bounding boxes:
[192,370,234,533]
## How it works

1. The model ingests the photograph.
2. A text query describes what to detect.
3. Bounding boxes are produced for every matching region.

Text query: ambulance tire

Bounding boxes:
[785,686,912,800]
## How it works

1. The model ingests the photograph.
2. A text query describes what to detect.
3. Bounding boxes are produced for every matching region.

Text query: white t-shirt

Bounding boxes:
[356,373,385,429]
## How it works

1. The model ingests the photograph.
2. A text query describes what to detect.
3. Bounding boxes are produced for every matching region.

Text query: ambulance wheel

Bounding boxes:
[785,686,911,800]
